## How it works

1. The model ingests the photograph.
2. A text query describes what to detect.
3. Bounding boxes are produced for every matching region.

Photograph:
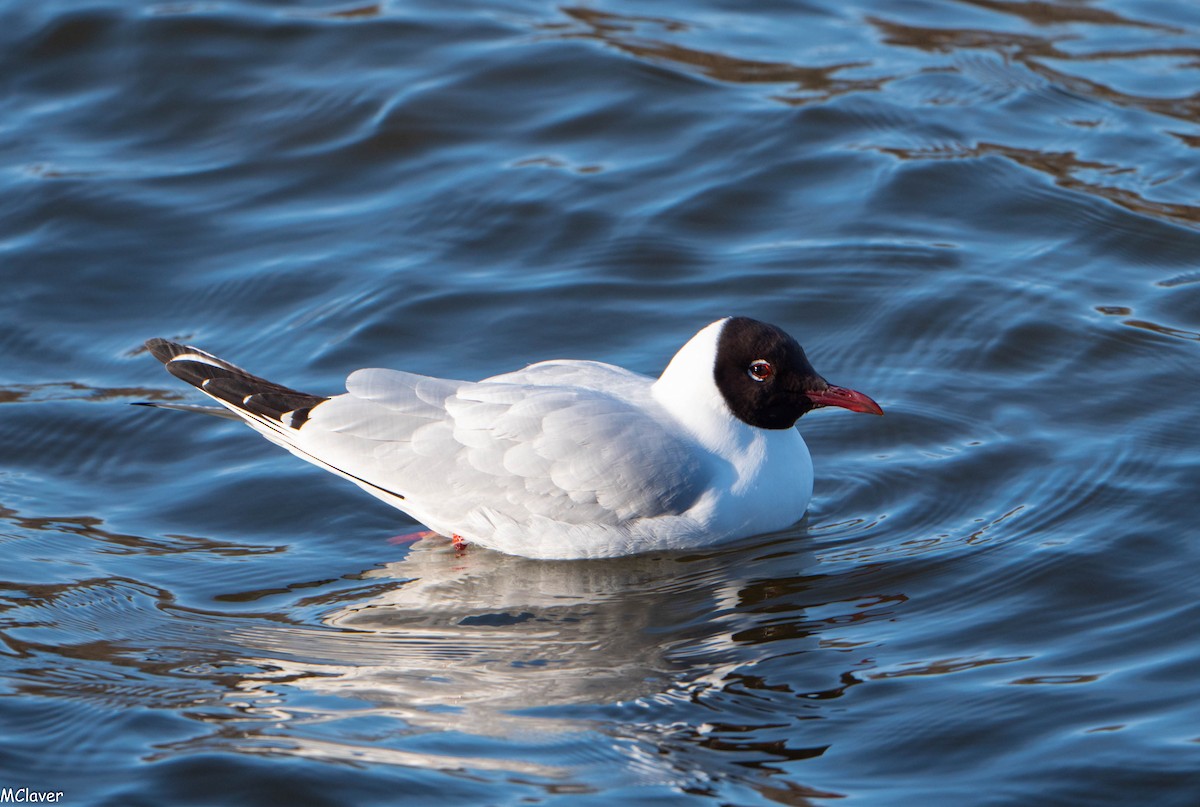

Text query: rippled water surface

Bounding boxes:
[3,0,1200,803]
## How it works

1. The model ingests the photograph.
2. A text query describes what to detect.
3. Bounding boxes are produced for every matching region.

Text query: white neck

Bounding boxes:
[651,318,749,455]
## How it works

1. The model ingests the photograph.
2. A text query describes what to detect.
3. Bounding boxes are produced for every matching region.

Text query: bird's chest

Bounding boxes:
[710,428,814,537]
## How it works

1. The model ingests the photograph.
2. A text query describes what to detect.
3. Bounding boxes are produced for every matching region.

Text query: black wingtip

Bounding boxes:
[144,337,329,426]
[145,338,190,364]
[130,400,243,420]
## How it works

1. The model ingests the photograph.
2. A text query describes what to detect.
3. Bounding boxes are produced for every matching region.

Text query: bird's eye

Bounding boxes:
[748,360,774,382]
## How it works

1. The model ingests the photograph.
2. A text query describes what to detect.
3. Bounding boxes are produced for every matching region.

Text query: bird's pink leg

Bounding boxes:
[387,530,468,551]
[387,530,438,545]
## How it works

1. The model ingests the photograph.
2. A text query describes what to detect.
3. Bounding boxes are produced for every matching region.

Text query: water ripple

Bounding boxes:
[3,0,1200,803]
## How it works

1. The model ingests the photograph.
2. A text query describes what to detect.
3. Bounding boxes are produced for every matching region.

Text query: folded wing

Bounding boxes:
[295,363,709,533]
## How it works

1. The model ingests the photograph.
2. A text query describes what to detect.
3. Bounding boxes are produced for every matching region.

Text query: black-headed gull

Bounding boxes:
[143,317,881,559]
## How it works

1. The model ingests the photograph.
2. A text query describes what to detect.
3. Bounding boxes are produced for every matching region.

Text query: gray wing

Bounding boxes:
[290,363,709,533]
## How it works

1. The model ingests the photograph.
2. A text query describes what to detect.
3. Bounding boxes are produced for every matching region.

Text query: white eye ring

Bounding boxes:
[748,360,773,382]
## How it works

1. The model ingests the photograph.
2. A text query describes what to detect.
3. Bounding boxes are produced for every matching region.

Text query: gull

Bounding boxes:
[143,317,881,559]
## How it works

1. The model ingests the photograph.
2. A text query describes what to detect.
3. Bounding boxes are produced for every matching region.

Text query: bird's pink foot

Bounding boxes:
[388,529,438,545]
[452,534,468,551]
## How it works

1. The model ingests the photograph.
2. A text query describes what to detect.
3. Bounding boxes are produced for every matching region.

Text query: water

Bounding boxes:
[2,0,1199,803]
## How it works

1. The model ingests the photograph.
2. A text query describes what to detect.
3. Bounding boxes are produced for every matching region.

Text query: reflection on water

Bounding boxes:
[550,7,890,105]
[880,141,1200,227]
[3,0,1200,802]
[0,381,179,405]
[238,539,719,731]
[2,525,882,794]
[0,501,284,557]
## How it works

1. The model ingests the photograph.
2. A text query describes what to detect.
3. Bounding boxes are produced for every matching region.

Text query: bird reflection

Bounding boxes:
[230,535,762,740]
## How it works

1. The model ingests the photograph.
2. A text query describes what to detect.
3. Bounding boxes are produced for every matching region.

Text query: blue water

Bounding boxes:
[2,0,1199,803]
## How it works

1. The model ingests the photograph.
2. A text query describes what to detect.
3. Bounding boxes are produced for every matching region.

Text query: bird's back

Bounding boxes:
[284,360,716,557]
